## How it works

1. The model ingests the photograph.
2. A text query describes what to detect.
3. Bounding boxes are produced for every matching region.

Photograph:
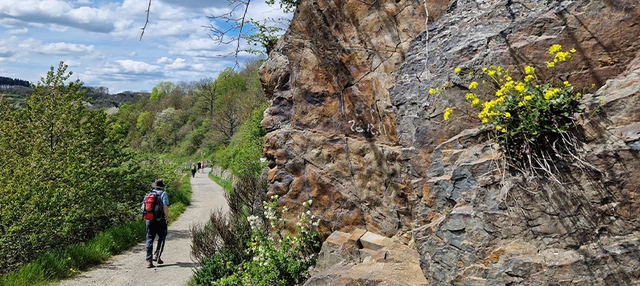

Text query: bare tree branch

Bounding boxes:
[141,0,295,63]
[202,0,253,69]
[140,0,152,41]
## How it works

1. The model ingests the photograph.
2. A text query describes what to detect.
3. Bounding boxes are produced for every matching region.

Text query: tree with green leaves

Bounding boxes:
[0,62,148,273]
[194,78,218,119]
[150,81,175,101]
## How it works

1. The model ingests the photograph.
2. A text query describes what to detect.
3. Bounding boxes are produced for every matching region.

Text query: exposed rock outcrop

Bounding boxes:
[260,0,640,284]
[260,0,430,239]
[306,229,428,286]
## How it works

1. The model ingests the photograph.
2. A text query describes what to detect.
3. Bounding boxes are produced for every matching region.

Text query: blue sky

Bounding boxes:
[0,0,290,93]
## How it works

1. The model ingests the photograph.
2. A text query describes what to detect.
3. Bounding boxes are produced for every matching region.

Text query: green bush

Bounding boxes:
[0,63,153,273]
[192,194,320,286]
[193,248,244,285]
[213,104,267,177]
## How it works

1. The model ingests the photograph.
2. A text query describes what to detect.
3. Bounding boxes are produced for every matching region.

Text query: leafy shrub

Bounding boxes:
[238,197,320,286]
[437,44,591,170]
[213,104,267,177]
[192,171,319,285]
[191,174,256,284]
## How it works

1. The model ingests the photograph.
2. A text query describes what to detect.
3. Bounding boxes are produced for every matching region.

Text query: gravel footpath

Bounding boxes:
[55,168,227,286]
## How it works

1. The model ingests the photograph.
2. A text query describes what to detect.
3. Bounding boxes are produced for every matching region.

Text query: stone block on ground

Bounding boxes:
[359,231,394,250]
[306,230,428,286]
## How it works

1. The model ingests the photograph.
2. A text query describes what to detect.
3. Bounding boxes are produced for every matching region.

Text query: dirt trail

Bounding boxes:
[55,168,227,286]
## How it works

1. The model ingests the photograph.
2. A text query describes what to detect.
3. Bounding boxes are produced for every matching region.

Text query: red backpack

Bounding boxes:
[142,191,164,221]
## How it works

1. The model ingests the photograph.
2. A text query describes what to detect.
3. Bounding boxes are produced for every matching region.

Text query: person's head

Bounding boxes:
[151,179,165,189]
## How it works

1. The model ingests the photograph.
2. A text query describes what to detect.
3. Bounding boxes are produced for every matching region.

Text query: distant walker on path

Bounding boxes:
[142,179,171,268]
[191,163,196,178]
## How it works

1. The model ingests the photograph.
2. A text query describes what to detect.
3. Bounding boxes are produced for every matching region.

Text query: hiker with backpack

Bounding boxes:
[143,179,170,268]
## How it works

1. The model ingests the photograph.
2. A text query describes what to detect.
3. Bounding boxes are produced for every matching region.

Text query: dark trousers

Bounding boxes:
[146,219,167,262]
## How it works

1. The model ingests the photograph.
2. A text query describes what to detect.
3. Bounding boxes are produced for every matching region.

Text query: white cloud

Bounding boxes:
[116,59,159,73]
[7,27,28,34]
[156,57,173,64]
[0,0,115,33]
[37,42,95,55]
[0,0,293,93]
[245,1,291,21]
[167,57,189,70]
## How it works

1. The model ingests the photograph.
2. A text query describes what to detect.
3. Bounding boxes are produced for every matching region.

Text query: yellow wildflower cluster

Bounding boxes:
[436,44,587,165]
[547,44,577,68]
[443,107,453,121]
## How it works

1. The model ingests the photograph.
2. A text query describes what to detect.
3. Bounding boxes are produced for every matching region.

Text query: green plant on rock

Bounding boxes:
[436,44,593,172]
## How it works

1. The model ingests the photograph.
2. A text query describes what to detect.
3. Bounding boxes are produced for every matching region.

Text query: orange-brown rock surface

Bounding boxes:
[260,0,640,284]
[260,0,431,239]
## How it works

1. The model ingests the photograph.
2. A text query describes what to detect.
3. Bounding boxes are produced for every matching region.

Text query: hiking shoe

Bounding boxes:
[157,258,164,264]
[153,255,158,261]
[147,261,154,268]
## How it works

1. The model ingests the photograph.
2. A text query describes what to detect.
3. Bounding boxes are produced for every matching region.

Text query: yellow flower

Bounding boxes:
[481,118,489,124]
[554,51,570,62]
[523,95,533,101]
[488,70,496,77]
[525,65,535,75]
[468,81,479,89]
[503,81,514,89]
[544,90,555,100]
[465,93,476,100]
[518,101,525,107]
[495,125,503,131]
[454,67,462,73]
[547,61,555,68]
[515,82,526,93]
[472,98,480,106]
[524,75,535,83]
[570,48,577,53]
[443,107,453,121]
[549,44,562,54]
[504,112,511,118]
[563,81,571,87]
[429,88,437,95]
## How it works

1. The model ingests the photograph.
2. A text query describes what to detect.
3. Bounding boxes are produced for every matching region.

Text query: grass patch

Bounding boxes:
[0,221,145,286]
[209,173,233,194]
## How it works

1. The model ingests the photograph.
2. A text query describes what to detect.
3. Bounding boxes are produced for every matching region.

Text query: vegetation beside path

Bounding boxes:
[0,172,192,286]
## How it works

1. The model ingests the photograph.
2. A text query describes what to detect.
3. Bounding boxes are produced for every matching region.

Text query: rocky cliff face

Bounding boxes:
[260,0,640,284]
[260,0,430,239]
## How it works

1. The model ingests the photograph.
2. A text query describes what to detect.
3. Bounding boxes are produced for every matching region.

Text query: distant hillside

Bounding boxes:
[0,80,148,109]
[0,76,30,88]
[82,87,149,109]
